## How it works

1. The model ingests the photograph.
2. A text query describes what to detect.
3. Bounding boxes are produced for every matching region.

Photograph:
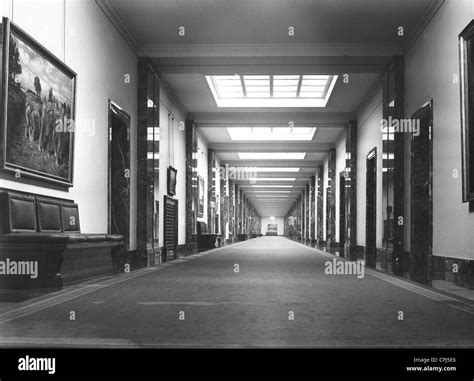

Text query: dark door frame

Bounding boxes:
[410,99,433,285]
[339,171,347,257]
[366,147,377,267]
[325,187,330,244]
[107,100,131,249]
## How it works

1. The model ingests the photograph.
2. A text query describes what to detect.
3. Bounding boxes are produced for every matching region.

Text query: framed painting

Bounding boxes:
[167,166,177,196]
[197,175,205,217]
[460,19,474,202]
[0,17,77,187]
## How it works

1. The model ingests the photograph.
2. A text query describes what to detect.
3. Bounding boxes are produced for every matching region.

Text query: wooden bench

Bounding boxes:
[196,221,221,250]
[0,190,123,291]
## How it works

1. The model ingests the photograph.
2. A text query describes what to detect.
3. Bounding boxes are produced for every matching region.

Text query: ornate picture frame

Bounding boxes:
[0,17,77,188]
[459,19,474,202]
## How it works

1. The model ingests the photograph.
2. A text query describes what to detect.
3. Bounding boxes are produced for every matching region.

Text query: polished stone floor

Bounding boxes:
[0,237,473,348]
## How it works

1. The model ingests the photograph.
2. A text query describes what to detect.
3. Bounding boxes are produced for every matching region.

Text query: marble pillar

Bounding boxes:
[207,149,216,233]
[310,176,316,242]
[229,180,235,242]
[316,165,324,246]
[185,120,198,250]
[382,56,405,274]
[327,149,336,250]
[346,121,358,260]
[136,58,159,268]
[219,171,227,241]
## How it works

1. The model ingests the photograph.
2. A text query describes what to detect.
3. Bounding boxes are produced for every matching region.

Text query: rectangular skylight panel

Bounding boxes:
[206,74,337,107]
[300,85,326,91]
[228,127,315,141]
[274,83,298,89]
[301,79,328,86]
[216,80,242,86]
[244,167,300,172]
[246,88,270,93]
[244,75,269,79]
[274,75,300,80]
[238,152,306,160]
[274,81,298,85]
[219,90,244,98]
[219,84,242,90]
[248,178,296,181]
[273,91,298,98]
[303,75,329,79]
[254,190,291,193]
[245,80,269,87]
[247,92,270,98]
[254,195,289,198]
[274,84,298,88]
[274,84,298,89]
[219,85,243,91]
[215,75,241,80]
[251,185,293,188]
[299,92,324,98]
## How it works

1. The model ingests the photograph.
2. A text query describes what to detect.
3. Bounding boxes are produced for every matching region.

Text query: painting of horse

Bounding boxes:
[1,18,76,187]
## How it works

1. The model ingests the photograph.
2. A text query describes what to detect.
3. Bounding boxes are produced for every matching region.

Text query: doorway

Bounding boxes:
[410,100,433,285]
[108,101,131,249]
[339,171,346,257]
[325,187,330,245]
[366,148,377,267]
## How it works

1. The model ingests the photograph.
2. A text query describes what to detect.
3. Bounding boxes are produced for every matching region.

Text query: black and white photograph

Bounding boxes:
[0,0,473,379]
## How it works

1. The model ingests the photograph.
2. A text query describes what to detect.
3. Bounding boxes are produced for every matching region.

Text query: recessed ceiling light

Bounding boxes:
[238,153,306,160]
[228,127,316,141]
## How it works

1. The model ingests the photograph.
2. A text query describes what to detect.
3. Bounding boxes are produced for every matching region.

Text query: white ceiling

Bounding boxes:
[106,0,435,46]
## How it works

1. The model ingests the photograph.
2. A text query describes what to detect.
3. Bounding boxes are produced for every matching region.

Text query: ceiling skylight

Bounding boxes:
[206,74,338,107]
[246,167,300,172]
[254,195,289,198]
[248,178,296,181]
[251,185,293,188]
[254,191,291,193]
[238,153,306,160]
[228,127,316,141]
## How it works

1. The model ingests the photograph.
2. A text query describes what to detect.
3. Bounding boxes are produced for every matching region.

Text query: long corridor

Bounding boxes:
[1,237,473,348]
